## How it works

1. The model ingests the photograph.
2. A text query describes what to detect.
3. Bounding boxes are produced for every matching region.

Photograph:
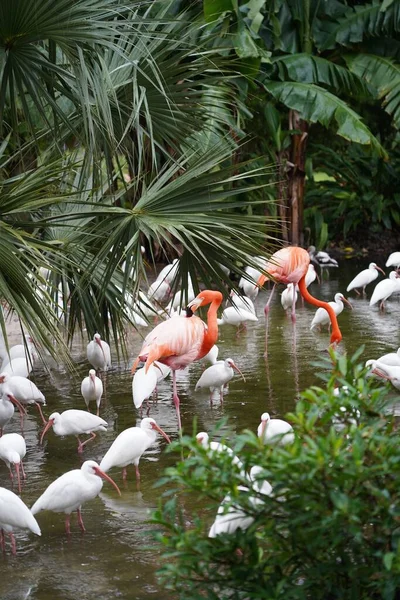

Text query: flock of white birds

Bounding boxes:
[1,248,400,551]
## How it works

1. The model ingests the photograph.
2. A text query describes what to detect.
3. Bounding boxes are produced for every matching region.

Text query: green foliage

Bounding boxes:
[153,349,400,599]
[305,138,400,243]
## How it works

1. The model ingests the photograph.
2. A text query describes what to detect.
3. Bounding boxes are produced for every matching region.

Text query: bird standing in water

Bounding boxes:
[131,290,223,431]
[257,246,343,345]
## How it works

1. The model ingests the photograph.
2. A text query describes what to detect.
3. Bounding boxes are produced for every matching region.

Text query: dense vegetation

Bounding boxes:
[1,0,400,352]
[153,349,400,599]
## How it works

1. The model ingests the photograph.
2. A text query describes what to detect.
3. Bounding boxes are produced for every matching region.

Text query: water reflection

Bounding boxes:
[1,257,400,599]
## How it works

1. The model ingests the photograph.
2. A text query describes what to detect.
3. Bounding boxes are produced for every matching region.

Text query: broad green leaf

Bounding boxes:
[346,53,400,128]
[263,81,387,157]
[204,0,233,23]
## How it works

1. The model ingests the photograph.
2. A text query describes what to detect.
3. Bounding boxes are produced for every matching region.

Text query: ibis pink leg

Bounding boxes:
[65,514,71,535]
[20,460,26,479]
[122,467,128,480]
[172,370,182,432]
[35,402,47,424]
[10,533,16,555]
[79,432,97,449]
[15,462,22,493]
[77,509,86,533]
[135,465,141,482]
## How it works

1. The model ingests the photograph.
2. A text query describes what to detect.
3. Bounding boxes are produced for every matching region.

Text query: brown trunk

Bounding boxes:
[276,150,289,243]
[287,110,308,246]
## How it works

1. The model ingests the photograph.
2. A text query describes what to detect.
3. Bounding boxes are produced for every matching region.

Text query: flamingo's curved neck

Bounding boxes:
[199,294,223,357]
[298,277,342,345]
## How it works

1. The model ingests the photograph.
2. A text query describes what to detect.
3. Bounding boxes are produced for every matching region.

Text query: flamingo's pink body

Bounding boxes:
[258,247,342,345]
[132,290,223,430]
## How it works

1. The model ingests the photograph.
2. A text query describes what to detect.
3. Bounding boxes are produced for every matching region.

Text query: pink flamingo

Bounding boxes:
[131,290,223,431]
[257,246,342,345]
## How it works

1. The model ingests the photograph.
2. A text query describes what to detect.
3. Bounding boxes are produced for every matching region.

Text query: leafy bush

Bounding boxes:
[153,349,400,599]
[305,140,400,245]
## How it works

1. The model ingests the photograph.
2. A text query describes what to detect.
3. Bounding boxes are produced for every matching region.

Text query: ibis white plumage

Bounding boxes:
[369,271,400,310]
[310,293,352,330]
[0,372,46,426]
[99,418,171,482]
[0,487,41,554]
[385,252,400,269]
[0,433,26,493]
[281,283,298,311]
[195,358,245,402]
[376,347,400,367]
[208,466,272,538]
[1,357,33,378]
[87,333,111,372]
[346,262,385,295]
[217,306,258,330]
[40,410,108,453]
[30,460,120,534]
[257,412,294,446]
[81,369,103,415]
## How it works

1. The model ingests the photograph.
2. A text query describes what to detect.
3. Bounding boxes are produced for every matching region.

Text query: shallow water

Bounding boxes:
[1,257,399,600]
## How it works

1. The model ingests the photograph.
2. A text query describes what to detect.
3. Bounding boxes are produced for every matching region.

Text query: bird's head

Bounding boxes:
[83,461,121,495]
[40,413,58,444]
[371,263,386,275]
[259,412,270,439]
[141,418,171,443]
[94,333,102,346]
[187,291,223,312]
[0,372,9,384]
[196,432,209,447]
[89,369,97,383]
[225,359,246,381]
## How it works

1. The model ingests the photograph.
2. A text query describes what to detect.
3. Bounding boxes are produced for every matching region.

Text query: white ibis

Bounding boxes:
[217,306,258,331]
[0,394,26,436]
[196,432,243,472]
[87,333,111,372]
[166,280,195,313]
[99,418,171,482]
[0,487,41,554]
[305,264,319,287]
[1,334,36,368]
[310,293,352,331]
[366,360,400,392]
[0,373,46,426]
[346,263,385,295]
[148,279,171,303]
[41,410,108,453]
[229,291,256,314]
[202,345,219,365]
[156,259,180,286]
[385,252,400,269]
[132,366,158,410]
[1,357,33,378]
[81,369,103,415]
[281,283,298,311]
[257,412,294,446]
[376,347,400,367]
[0,433,26,493]
[369,272,400,310]
[30,460,121,535]
[195,358,245,402]
[208,466,272,538]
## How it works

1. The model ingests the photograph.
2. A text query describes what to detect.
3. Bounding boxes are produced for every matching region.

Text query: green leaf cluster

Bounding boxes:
[153,348,400,599]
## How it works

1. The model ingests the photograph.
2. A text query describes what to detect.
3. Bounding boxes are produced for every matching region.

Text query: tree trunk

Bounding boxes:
[276,150,289,243]
[287,109,308,246]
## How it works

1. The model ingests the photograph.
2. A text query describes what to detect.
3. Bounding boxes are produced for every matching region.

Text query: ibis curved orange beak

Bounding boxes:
[151,422,171,444]
[341,296,353,310]
[40,418,55,445]
[93,466,121,496]
[231,362,246,382]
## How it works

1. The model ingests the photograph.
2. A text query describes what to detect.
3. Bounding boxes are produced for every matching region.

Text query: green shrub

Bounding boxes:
[153,349,400,599]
